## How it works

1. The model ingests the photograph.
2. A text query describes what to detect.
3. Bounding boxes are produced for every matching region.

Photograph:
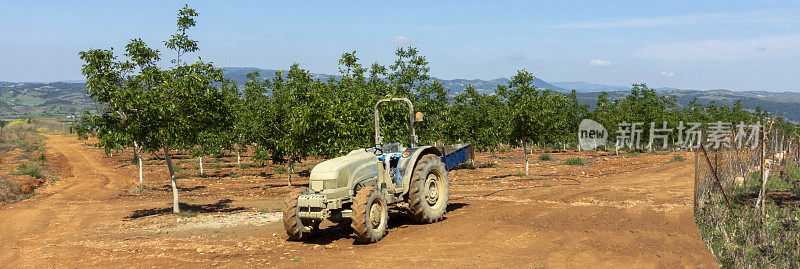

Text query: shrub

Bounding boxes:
[125,183,148,194]
[454,162,476,170]
[239,163,252,169]
[477,162,499,168]
[671,155,685,162]
[13,163,41,179]
[564,158,585,166]
[538,154,551,161]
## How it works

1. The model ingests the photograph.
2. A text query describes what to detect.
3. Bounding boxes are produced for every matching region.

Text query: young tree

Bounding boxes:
[496,70,541,175]
[79,5,231,213]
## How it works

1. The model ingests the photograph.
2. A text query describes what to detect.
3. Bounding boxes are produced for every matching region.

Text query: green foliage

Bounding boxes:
[564,158,585,166]
[13,163,41,179]
[538,154,552,161]
[670,155,685,162]
[448,85,506,151]
[497,70,586,149]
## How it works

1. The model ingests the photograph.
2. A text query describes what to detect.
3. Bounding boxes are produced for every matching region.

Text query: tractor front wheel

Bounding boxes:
[282,188,319,241]
[408,154,449,223]
[351,186,388,243]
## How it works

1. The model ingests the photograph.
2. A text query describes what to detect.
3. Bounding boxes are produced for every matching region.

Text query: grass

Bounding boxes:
[239,163,252,169]
[125,182,150,194]
[0,180,22,201]
[538,154,551,161]
[697,201,800,267]
[670,155,686,163]
[564,158,585,166]
[696,162,800,267]
[13,163,41,179]
[515,171,527,177]
[175,209,198,217]
[477,162,499,168]
[274,165,289,174]
[454,162,476,170]
[625,152,640,156]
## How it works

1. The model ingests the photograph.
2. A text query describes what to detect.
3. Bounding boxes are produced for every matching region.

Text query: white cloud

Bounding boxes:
[507,52,528,62]
[389,36,414,45]
[634,34,800,61]
[661,71,675,77]
[587,59,612,67]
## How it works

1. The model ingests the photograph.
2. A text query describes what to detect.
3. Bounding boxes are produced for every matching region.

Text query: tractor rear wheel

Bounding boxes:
[408,154,449,223]
[351,186,388,243]
[282,188,318,241]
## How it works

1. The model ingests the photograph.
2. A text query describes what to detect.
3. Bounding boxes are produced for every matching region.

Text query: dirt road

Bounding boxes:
[0,135,717,268]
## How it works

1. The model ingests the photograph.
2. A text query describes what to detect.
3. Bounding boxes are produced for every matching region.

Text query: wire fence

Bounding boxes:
[693,123,800,267]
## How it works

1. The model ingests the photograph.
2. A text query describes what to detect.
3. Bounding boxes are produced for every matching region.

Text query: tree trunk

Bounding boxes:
[523,141,529,176]
[134,141,143,184]
[237,151,241,167]
[164,144,180,213]
[287,159,294,186]
[199,156,204,177]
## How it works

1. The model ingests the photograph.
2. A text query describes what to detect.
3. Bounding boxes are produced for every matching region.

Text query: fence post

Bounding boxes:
[699,144,733,215]
[694,138,700,213]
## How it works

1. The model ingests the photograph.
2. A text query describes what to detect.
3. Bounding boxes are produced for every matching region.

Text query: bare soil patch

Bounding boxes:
[0,136,716,267]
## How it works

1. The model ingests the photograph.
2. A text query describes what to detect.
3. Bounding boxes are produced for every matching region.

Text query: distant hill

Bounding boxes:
[221,67,566,95]
[0,82,94,119]
[574,89,800,121]
[3,67,800,121]
[551,81,631,92]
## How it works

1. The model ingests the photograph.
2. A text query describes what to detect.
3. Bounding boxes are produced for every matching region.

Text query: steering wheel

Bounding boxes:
[365,146,383,155]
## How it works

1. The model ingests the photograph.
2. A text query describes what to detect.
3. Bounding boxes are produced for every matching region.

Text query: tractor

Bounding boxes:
[282,98,471,243]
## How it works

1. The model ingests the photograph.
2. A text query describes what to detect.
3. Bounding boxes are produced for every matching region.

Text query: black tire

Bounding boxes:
[408,154,449,223]
[351,186,388,243]
[282,188,317,241]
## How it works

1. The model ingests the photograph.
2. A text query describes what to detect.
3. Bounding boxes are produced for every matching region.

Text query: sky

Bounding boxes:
[1,0,799,91]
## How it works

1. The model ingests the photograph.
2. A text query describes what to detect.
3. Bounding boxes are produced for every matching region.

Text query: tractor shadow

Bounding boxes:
[124,199,247,220]
[299,202,470,246]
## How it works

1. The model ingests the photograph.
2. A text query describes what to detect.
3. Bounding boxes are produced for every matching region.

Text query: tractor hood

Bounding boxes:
[309,149,378,193]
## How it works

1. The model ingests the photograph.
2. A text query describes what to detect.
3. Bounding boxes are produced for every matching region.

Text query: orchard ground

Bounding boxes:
[0,135,717,268]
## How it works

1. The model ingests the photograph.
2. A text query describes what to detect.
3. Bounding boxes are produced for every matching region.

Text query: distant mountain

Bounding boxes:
[4,67,800,122]
[573,89,800,121]
[434,77,566,95]
[222,67,565,95]
[552,81,631,92]
[222,67,332,83]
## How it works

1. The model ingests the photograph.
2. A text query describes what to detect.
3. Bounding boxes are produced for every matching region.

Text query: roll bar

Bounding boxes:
[374,98,418,148]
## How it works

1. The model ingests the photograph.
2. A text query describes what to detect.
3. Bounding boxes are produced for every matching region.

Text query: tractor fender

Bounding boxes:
[400,146,443,195]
